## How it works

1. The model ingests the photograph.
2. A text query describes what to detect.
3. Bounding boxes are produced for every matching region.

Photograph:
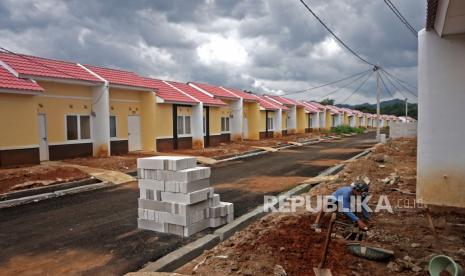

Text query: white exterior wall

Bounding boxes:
[91,82,110,157]
[417,29,465,208]
[288,105,297,133]
[191,103,204,149]
[319,111,325,128]
[274,109,283,136]
[230,98,243,141]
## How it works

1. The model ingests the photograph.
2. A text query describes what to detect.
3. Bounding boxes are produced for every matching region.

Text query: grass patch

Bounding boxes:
[331,125,365,134]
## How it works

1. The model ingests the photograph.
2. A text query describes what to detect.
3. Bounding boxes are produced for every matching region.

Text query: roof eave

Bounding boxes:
[0,88,43,95]
[20,74,103,86]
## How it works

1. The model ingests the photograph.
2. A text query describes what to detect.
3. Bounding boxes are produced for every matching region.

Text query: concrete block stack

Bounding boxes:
[137,156,234,237]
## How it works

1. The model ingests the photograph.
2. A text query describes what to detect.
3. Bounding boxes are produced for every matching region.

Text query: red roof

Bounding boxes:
[84,65,155,90]
[300,101,320,113]
[190,82,239,100]
[166,81,226,106]
[325,105,342,114]
[221,87,260,102]
[147,78,198,104]
[0,66,44,93]
[266,95,303,106]
[308,102,326,110]
[0,52,101,83]
[262,95,290,110]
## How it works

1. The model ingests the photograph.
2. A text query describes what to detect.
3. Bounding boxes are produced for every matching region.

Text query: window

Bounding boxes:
[66,115,91,141]
[109,116,117,138]
[221,117,230,132]
[176,115,191,136]
[266,117,274,130]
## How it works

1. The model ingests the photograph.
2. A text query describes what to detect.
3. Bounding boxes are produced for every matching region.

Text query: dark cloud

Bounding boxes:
[0,0,424,104]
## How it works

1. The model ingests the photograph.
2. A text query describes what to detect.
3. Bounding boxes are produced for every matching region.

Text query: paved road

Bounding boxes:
[0,133,377,275]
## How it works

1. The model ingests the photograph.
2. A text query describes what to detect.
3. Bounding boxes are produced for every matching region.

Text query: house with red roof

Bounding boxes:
[188,82,261,142]
[300,101,322,132]
[0,51,111,165]
[264,95,306,135]
[248,94,288,138]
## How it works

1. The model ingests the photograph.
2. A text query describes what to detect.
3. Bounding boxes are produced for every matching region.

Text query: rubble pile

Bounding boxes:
[137,156,233,237]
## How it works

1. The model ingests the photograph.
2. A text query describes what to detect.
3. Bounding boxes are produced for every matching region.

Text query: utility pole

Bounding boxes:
[405,98,408,121]
[375,65,381,140]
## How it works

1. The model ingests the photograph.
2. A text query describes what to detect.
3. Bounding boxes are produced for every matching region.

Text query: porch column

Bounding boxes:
[230,98,243,142]
[192,103,204,149]
[288,105,297,134]
[274,108,283,137]
[91,82,110,157]
[315,112,320,130]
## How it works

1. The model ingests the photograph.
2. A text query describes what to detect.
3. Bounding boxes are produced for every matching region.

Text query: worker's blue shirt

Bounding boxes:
[331,186,370,222]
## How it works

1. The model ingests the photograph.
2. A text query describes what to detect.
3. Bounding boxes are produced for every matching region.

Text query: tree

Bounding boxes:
[320,98,335,105]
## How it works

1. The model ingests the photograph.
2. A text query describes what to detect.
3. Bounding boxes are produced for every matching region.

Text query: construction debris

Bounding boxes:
[137,156,233,237]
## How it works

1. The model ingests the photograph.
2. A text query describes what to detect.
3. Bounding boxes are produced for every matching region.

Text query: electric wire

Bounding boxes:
[315,70,373,101]
[297,0,375,66]
[283,69,372,96]
[380,71,416,102]
[383,0,418,37]
[381,69,418,97]
[379,73,396,100]
[339,70,374,104]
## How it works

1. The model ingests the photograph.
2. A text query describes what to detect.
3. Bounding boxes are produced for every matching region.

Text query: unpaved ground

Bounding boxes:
[0,133,324,194]
[0,164,89,194]
[177,138,465,276]
[0,134,377,276]
[173,133,320,158]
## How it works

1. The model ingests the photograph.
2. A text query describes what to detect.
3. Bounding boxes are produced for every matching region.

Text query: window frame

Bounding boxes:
[266,117,274,131]
[65,114,93,142]
[177,115,192,137]
[109,115,117,139]
[221,116,231,133]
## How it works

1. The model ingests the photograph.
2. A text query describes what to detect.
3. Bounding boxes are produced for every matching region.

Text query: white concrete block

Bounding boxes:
[209,216,227,228]
[138,218,166,232]
[152,208,208,226]
[166,223,184,236]
[139,188,161,201]
[137,156,197,171]
[161,188,210,205]
[209,194,220,207]
[171,200,210,217]
[138,198,172,212]
[157,167,211,182]
[138,179,165,191]
[164,178,210,194]
[184,218,210,237]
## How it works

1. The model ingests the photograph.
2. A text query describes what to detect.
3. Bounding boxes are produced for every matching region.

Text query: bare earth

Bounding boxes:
[177,138,465,276]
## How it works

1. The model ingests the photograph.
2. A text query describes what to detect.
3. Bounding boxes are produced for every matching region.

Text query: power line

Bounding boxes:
[317,69,373,100]
[339,70,374,104]
[283,69,371,96]
[383,0,418,37]
[379,73,396,100]
[297,0,374,66]
[381,69,418,97]
[380,70,416,101]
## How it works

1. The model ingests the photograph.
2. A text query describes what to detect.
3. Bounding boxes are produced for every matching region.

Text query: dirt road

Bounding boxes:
[0,133,377,275]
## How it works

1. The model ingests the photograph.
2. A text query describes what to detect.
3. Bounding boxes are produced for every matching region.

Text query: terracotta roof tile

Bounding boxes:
[190,82,239,99]
[167,81,226,106]
[221,87,260,102]
[0,66,44,92]
[0,52,101,83]
[84,65,155,90]
[147,78,198,104]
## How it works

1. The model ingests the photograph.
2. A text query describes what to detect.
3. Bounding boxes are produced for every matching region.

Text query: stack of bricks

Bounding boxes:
[137,156,234,237]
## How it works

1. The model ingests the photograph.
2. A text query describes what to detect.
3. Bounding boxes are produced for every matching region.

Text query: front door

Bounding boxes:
[128,115,141,151]
[38,114,49,161]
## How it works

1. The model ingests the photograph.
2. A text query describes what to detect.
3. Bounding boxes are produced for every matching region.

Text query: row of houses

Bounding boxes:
[0,52,406,167]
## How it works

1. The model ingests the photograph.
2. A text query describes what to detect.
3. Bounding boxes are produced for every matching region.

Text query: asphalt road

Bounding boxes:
[0,133,377,275]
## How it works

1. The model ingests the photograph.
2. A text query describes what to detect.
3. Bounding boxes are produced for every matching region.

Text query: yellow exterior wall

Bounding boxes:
[109,88,142,140]
[282,111,287,130]
[259,110,267,131]
[245,102,260,140]
[0,94,39,148]
[296,107,306,133]
[36,81,93,144]
[140,92,157,151]
[209,107,221,134]
[343,113,349,125]
[218,104,231,134]
[325,111,332,129]
[154,104,174,139]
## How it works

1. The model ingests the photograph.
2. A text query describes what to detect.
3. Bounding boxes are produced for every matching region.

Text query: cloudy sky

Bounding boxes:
[0,0,424,104]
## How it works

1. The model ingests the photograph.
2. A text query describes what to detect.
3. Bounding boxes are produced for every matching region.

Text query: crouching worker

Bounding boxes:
[311,182,370,231]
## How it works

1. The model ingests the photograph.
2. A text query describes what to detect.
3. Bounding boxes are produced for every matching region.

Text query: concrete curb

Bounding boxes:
[140,145,371,273]
[139,234,220,273]
[0,182,108,209]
